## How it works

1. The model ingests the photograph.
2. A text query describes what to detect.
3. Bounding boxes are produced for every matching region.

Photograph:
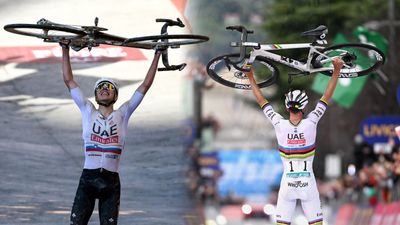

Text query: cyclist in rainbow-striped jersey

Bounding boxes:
[246,58,344,225]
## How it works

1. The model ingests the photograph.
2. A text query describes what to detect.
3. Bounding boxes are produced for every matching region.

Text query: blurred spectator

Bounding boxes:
[359,163,379,206]
[353,134,376,171]
[202,114,221,138]
[183,113,222,205]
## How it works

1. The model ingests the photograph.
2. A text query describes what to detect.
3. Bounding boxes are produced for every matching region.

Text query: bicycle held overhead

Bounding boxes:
[206,25,385,89]
[4,17,209,71]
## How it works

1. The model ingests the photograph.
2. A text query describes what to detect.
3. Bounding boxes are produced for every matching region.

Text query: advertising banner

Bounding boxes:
[217,150,283,198]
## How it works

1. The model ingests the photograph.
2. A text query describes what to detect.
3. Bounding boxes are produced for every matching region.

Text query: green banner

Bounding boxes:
[311,33,368,108]
[353,26,388,55]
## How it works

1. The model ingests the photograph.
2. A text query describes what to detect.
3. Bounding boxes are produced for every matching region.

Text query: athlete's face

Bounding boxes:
[95,82,117,103]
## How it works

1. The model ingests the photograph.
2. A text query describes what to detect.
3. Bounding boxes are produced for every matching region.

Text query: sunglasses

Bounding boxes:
[96,82,115,91]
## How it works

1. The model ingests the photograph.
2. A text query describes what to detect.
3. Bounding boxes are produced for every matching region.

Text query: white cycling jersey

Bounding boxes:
[262,99,327,225]
[70,87,144,173]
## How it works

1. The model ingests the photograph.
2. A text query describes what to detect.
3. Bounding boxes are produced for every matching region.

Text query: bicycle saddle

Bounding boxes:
[301,25,328,38]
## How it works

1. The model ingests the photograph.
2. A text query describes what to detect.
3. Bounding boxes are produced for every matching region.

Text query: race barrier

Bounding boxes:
[334,201,400,225]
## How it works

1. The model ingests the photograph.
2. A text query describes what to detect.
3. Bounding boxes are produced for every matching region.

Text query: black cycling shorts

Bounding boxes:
[70,168,120,225]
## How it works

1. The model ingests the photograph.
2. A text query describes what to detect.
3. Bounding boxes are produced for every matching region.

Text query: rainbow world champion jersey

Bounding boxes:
[70,87,144,173]
[262,99,328,175]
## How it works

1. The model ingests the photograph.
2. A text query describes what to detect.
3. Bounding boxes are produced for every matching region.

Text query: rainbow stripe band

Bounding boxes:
[309,218,323,225]
[276,220,291,225]
[260,101,270,109]
[319,99,328,107]
[279,144,316,159]
[86,146,122,154]
[271,44,282,49]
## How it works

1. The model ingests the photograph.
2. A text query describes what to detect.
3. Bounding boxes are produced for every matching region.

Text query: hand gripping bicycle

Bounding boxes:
[4,17,209,71]
[206,25,385,89]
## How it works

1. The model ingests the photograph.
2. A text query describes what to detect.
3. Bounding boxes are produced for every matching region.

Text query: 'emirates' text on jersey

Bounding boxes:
[70,87,144,172]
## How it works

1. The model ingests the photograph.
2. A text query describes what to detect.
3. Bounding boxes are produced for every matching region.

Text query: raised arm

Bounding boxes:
[136,51,162,95]
[321,58,344,103]
[60,41,78,90]
[246,67,268,108]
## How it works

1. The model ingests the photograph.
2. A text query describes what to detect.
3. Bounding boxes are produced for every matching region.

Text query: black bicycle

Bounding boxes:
[4,17,209,71]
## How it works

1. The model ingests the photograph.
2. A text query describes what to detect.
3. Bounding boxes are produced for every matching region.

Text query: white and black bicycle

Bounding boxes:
[207,25,385,89]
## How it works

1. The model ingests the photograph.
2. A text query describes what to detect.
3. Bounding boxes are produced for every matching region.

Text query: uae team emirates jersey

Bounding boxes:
[70,87,144,172]
[262,99,328,175]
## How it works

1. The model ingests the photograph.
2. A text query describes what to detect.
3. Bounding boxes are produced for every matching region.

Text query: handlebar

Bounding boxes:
[155,18,188,71]
[225,25,255,69]
[226,25,254,34]
[156,18,184,27]
[157,18,185,34]
[158,49,186,71]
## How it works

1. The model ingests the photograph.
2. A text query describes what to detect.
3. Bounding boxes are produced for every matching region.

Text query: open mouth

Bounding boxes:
[100,90,110,96]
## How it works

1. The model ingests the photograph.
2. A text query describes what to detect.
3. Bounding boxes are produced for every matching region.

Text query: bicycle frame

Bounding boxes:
[36,18,195,71]
[246,42,337,74]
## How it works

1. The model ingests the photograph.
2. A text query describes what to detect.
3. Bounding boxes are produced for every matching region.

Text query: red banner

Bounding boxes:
[334,203,356,225]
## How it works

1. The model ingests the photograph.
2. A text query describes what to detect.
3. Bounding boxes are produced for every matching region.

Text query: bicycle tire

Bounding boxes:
[123,34,209,49]
[314,43,385,77]
[207,53,279,90]
[3,23,85,40]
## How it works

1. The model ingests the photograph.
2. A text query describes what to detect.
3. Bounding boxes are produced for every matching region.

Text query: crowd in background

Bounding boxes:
[319,134,400,207]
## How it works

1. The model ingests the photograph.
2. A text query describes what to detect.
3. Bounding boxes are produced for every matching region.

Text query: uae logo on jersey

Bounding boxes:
[287,132,306,144]
[91,122,119,144]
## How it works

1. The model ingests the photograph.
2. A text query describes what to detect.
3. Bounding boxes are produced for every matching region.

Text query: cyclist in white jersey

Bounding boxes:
[60,40,163,225]
[246,58,344,225]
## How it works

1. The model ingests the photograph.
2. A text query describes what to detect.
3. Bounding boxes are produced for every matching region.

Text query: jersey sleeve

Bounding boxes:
[306,98,328,124]
[118,91,144,119]
[262,101,283,127]
[70,87,93,113]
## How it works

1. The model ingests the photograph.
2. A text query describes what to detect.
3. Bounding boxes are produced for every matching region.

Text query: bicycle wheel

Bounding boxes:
[4,24,85,41]
[314,43,385,77]
[123,34,209,49]
[207,53,279,90]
